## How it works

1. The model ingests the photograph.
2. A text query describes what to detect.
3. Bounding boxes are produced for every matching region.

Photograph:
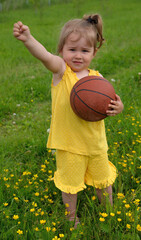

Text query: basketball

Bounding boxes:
[70,75,116,122]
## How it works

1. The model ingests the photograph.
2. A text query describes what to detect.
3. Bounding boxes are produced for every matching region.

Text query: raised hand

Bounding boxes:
[13,21,30,42]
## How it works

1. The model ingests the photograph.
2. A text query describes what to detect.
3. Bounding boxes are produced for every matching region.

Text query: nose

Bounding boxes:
[75,51,82,59]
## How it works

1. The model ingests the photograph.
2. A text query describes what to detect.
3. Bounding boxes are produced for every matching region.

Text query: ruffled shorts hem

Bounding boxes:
[54,176,87,194]
[54,167,117,194]
[85,166,117,190]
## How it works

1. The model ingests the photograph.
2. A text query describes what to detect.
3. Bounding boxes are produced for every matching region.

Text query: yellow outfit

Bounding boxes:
[47,64,117,193]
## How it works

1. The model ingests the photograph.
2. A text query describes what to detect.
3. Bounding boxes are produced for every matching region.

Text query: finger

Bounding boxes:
[20,24,28,32]
[108,104,118,109]
[13,32,20,38]
[110,99,118,105]
[115,94,121,101]
[106,111,117,116]
[17,21,23,27]
[13,21,22,29]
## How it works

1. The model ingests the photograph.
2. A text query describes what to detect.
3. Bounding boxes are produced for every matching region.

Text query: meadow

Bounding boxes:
[0,0,141,239]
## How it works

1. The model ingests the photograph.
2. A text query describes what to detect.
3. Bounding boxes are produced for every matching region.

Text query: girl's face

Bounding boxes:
[61,33,95,72]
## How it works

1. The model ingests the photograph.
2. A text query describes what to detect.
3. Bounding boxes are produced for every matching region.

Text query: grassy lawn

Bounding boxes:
[0,0,141,239]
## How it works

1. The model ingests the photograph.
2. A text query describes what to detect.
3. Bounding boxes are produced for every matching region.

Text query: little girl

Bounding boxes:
[13,14,124,227]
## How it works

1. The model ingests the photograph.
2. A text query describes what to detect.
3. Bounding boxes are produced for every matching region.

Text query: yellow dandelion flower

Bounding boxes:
[45,160,49,164]
[46,227,51,232]
[14,197,19,201]
[52,227,56,232]
[41,168,46,172]
[117,218,122,222]
[40,220,46,224]
[110,213,115,217]
[125,204,130,209]
[17,229,23,235]
[101,213,108,217]
[3,177,8,181]
[65,203,69,208]
[92,196,96,200]
[41,164,46,169]
[59,234,65,237]
[52,222,56,226]
[117,193,125,199]
[48,199,53,203]
[34,174,38,178]
[136,224,141,231]
[32,202,37,207]
[34,227,39,231]
[126,212,132,217]
[30,208,35,212]
[65,209,70,215]
[13,215,19,220]
[52,236,60,240]
[3,203,8,207]
[40,211,44,215]
[70,227,74,231]
[117,211,121,214]
[35,192,39,196]
[134,199,140,205]
[126,224,131,229]
[23,171,31,176]
[99,217,105,222]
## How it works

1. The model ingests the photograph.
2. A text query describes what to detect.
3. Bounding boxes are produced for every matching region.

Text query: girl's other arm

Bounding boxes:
[13,21,65,74]
[106,94,124,116]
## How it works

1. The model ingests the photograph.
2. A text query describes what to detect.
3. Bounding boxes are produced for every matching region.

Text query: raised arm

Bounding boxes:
[13,21,65,74]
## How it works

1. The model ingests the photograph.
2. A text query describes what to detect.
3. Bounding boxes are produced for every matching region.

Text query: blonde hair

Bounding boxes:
[57,14,104,53]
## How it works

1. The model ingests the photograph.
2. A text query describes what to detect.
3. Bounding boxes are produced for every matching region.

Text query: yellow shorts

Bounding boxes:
[54,150,117,194]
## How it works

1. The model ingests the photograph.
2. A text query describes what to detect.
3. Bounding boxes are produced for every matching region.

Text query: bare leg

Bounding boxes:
[96,185,113,206]
[62,192,80,228]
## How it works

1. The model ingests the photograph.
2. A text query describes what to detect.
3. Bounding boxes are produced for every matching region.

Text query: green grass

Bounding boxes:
[0,0,141,239]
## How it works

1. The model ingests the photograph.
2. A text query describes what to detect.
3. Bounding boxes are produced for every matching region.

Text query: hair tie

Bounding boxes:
[87,17,98,25]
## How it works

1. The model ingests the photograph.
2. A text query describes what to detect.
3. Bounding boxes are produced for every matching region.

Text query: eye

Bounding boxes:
[69,48,75,52]
[82,49,89,53]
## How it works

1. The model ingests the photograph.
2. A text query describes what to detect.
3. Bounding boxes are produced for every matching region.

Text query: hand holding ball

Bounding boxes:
[70,76,116,121]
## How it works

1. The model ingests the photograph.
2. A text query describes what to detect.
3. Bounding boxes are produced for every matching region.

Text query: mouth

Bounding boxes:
[73,61,82,64]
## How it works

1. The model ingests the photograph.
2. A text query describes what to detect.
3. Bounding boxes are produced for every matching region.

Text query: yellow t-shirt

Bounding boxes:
[47,65,108,155]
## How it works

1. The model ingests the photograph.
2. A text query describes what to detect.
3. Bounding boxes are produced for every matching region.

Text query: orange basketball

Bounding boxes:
[70,75,116,121]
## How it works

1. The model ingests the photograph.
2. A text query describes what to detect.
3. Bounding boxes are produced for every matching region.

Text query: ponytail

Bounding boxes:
[83,14,104,49]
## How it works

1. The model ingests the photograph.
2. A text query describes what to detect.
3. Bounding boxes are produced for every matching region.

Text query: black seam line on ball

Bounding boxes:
[74,77,109,90]
[76,89,114,100]
[73,88,107,116]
